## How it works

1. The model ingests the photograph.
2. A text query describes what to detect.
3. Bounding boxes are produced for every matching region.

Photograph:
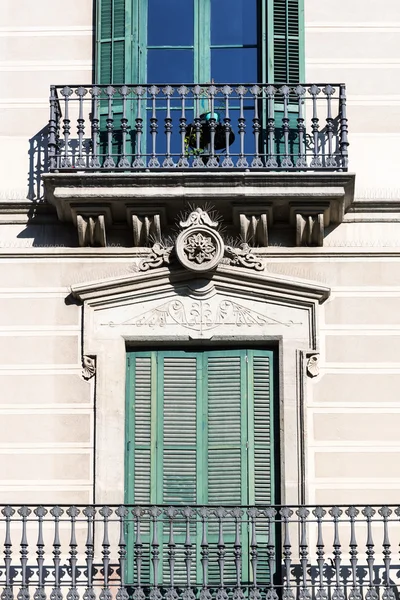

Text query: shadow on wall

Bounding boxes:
[27,126,49,202]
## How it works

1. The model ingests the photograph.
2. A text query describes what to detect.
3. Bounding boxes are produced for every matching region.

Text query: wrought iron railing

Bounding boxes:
[1,504,399,600]
[48,83,349,172]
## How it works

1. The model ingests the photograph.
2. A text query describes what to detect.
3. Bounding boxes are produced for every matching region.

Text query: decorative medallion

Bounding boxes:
[176,226,224,272]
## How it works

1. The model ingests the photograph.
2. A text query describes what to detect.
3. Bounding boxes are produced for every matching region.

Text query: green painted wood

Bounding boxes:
[268,0,304,83]
[125,348,275,585]
[97,0,127,84]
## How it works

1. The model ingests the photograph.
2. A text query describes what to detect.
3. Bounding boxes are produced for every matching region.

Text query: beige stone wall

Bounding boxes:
[0,0,93,198]
[0,246,399,505]
[268,249,400,505]
[305,0,400,199]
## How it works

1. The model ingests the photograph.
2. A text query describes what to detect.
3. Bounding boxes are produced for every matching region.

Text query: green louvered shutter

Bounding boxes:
[125,353,153,585]
[159,354,198,585]
[271,0,303,84]
[268,0,304,165]
[206,352,247,584]
[248,351,275,584]
[97,0,128,164]
[97,0,126,84]
[126,349,275,585]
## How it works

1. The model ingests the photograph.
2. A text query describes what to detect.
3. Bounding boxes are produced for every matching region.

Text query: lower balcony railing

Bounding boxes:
[1,504,399,600]
[48,83,349,172]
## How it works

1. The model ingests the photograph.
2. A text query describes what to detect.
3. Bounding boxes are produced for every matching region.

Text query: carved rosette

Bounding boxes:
[176,226,224,272]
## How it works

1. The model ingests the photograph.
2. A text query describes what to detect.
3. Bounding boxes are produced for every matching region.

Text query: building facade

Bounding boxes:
[1,0,400,598]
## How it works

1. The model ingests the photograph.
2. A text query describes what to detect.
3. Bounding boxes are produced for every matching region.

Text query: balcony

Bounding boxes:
[43,83,355,247]
[1,504,399,600]
[48,83,348,173]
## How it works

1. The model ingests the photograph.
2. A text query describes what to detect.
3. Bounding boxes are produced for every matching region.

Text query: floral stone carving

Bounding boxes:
[176,226,224,272]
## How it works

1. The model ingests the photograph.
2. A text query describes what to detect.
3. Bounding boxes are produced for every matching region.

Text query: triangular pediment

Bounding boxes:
[71,264,329,344]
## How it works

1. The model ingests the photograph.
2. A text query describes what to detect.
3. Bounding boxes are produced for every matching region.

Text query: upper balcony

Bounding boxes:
[43,83,355,248]
[48,83,348,173]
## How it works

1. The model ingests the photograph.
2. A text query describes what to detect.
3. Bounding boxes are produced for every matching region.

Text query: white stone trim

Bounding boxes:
[71,264,330,506]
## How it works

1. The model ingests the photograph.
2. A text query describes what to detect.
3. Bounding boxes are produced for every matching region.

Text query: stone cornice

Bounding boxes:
[70,264,330,306]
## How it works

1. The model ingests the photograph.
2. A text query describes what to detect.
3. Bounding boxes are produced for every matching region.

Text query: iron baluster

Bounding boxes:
[132,508,145,600]
[1,506,15,600]
[221,85,234,168]
[99,506,112,600]
[132,86,146,168]
[192,85,204,167]
[118,85,131,168]
[116,506,129,600]
[149,507,162,600]
[34,507,47,600]
[250,85,263,168]
[236,86,248,168]
[215,508,228,600]
[322,85,337,167]
[103,86,116,168]
[280,507,294,600]
[82,507,96,600]
[309,85,322,168]
[75,86,87,168]
[177,85,189,168]
[248,508,261,600]
[89,86,101,168]
[206,85,219,168]
[329,506,344,600]
[183,507,195,600]
[60,86,73,168]
[345,506,361,600]
[66,506,80,600]
[265,86,278,168]
[18,506,31,600]
[199,508,211,600]
[363,507,378,600]
[280,86,293,168]
[162,85,175,168]
[148,86,160,168]
[312,507,327,600]
[49,507,63,600]
[264,507,278,600]
[295,85,307,168]
[296,507,310,600]
[379,507,394,600]
[48,86,58,169]
[232,507,244,600]
[164,507,178,600]
[339,84,349,169]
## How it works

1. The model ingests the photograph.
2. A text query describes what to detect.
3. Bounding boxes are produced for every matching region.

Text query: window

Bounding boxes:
[96,0,304,85]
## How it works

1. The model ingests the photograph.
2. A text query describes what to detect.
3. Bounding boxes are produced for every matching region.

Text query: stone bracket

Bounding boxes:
[290,203,331,247]
[70,205,112,248]
[232,204,274,246]
[126,206,167,247]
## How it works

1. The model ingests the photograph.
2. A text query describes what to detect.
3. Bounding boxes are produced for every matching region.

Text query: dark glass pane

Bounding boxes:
[211,0,257,45]
[148,0,194,46]
[147,49,194,83]
[211,48,258,83]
